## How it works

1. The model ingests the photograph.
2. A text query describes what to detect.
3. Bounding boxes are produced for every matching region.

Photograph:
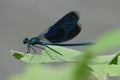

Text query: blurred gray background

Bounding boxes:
[0,0,120,80]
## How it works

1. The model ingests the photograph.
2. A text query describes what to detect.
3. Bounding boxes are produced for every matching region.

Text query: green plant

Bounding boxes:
[10,28,120,80]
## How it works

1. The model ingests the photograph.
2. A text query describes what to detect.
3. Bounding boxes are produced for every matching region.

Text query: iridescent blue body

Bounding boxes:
[23,11,93,60]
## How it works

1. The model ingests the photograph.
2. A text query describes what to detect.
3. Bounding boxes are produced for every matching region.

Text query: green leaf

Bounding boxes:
[89,51,120,80]
[81,28,120,80]
[9,64,78,80]
[91,64,120,80]
[92,51,120,64]
[12,52,23,59]
[73,50,94,80]
[11,46,82,63]
[93,54,115,64]
[118,56,120,65]
[109,51,120,65]
[89,28,120,54]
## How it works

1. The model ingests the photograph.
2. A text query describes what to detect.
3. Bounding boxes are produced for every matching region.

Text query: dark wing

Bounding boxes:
[39,11,81,43]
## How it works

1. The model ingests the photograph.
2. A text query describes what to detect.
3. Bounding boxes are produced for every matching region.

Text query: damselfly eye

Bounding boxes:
[23,38,28,44]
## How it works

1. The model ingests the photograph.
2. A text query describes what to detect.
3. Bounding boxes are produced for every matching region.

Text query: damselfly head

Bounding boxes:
[23,38,29,44]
